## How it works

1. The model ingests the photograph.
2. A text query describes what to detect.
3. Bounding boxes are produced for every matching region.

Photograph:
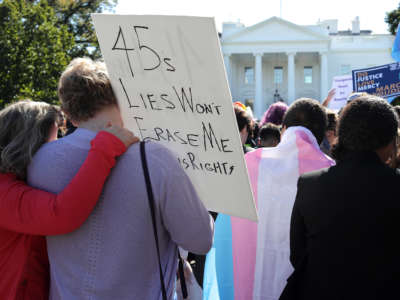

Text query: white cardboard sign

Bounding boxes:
[92,14,258,221]
[329,75,353,111]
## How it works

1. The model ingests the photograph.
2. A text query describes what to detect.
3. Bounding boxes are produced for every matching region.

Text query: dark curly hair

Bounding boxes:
[282,98,327,144]
[259,123,281,145]
[332,95,398,162]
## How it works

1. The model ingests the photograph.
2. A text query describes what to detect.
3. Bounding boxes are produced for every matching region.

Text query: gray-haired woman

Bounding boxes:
[0,100,138,299]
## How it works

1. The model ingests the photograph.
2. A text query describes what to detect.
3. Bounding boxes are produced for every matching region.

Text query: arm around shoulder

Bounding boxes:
[0,131,126,235]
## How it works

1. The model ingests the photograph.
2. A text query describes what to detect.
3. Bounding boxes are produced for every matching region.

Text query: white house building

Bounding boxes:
[221,17,395,118]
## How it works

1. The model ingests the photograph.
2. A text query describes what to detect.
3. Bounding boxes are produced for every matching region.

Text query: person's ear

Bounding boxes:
[376,138,397,165]
[47,122,59,142]
[63,110,78,127]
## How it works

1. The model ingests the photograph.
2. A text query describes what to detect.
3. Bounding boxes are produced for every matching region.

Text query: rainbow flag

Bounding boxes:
[203,126,335,300]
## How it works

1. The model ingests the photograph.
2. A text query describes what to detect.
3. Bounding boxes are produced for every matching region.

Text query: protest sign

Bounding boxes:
[329,75,353,111]
[352,63,400,98]
[92,14,258,221]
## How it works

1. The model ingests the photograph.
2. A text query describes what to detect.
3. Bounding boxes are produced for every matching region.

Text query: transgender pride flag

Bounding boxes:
[203,126,335,300]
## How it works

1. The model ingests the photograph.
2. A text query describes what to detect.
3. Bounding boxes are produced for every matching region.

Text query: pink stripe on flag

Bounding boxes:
[231,149,262,300]
[295,130,335,174]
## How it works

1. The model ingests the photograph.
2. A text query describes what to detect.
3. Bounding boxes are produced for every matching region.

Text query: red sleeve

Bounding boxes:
[0,131,126,235]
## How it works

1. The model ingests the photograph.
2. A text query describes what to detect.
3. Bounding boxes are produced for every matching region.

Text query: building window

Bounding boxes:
[304,67,313,84]
[340,64,351,75]
[244,67,254,84]
[274,67,283,84]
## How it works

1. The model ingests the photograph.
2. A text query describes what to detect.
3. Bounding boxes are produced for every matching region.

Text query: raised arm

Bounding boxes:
[321,88,336,108]
[0,129,137,235]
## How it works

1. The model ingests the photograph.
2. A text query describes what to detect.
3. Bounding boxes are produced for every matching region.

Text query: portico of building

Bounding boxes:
[221,17,330,118]
[221,17,395,118]
[223,51,328,118]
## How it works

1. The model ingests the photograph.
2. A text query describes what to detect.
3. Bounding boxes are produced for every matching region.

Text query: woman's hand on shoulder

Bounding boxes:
[103,125,139,148]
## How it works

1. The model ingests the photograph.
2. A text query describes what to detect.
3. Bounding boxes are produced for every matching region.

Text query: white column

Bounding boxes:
[287,52,296,104]
[254,52,263,119]
[223,53,232,88]
[320,51,328,100]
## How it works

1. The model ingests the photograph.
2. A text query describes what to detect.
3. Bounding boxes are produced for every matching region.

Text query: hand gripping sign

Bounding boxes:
[92,14,258,221]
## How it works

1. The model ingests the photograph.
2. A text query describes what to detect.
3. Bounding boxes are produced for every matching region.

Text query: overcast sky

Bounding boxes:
[116,0,399,34]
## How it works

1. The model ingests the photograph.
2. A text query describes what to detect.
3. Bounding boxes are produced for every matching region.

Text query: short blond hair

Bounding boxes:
[58,57,117,122]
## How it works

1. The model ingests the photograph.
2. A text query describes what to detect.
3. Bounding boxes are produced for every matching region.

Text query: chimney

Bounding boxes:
[352,17,360,35]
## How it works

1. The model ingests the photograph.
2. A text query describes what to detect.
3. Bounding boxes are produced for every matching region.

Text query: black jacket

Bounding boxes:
[280,151,400,300]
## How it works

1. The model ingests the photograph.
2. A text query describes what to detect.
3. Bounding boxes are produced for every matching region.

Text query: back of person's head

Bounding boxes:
[234,106,253,132]
[282,98,327,144]
[332,95,399,162]
[58,57,118,123]
[252,121,260,141]
[338,92,369,116]
[259,123,281,147]
[326,109,338,133]
[0,100,63,179]
[235,106,254,145]
[260,101,288,126]
[347,92,368,103]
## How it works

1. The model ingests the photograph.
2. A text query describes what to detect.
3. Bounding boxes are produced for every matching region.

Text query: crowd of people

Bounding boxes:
[208,92,399,300]
[0,55,399,300]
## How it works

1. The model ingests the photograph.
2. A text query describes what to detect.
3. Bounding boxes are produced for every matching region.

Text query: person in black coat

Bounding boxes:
[280,95,400,300]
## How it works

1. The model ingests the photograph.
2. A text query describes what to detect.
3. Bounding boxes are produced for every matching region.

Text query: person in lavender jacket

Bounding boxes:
[27,58,214,300]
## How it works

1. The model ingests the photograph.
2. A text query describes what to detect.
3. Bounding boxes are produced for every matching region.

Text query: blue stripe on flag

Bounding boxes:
[392,24,400,62]
[203,214,235,300]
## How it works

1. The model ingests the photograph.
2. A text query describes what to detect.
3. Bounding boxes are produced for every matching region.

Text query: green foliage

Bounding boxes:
[386,3,400,35]
[0,0,118,108]
[0,0,74,107]
[49,0,118,58]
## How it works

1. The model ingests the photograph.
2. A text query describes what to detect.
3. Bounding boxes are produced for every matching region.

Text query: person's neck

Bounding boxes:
[78,120,106,132]
[74,105,122,132]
